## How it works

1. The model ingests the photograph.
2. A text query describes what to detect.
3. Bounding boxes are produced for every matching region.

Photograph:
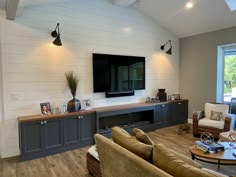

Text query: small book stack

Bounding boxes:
[195,141,224,153]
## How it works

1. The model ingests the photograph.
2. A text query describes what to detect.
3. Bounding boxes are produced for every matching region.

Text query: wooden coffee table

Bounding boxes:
[189,142,236,168]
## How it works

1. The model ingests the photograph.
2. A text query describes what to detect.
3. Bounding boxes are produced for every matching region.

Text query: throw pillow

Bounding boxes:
[132,128,154,145]
[112,126,153,162]
[210,110,223,121]
[153,144,216,177]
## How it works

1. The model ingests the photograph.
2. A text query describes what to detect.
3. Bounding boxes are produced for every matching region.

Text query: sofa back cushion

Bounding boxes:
[153,144,218,177]
[205,103,229,119]
[112,126,153,162]
[132,128,154,145]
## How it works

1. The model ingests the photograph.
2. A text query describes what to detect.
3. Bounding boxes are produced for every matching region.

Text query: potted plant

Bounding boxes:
[65,70,81,112]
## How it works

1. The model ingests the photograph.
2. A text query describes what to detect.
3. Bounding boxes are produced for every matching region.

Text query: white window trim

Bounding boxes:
[217,44,236,103]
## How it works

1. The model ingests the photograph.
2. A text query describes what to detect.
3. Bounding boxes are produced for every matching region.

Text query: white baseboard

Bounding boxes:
[188,118,193,124]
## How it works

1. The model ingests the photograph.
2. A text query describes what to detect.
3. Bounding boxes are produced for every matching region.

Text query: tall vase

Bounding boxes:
[67,97,81,112]
[157,89,167,102]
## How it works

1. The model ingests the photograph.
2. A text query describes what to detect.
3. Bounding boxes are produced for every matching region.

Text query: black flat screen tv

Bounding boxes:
[93,53,145,93]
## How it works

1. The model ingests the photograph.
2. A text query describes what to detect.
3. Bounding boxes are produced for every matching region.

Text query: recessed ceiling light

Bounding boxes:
[185,2,194,9]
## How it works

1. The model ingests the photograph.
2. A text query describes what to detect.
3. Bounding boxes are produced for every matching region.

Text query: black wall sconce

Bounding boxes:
[51,23,62,46]
[160,40,172,55]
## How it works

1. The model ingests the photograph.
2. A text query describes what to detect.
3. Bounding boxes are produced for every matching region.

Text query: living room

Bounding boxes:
[0,0,236,176]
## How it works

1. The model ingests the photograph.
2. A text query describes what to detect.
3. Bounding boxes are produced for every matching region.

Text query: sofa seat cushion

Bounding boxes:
[112,126,153,162]
[153,144,220,177]
[170,150,202,169]
[205,103,229,120]
[201,168,228,177]
[198,118,224,129]
[132,128,154,145]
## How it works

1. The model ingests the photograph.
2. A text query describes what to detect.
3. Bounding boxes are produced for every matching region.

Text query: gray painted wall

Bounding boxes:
[0,21,2,157]
[180,26,236,117]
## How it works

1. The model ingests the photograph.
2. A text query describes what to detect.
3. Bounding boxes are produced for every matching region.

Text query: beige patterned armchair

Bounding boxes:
[193,103,236,138]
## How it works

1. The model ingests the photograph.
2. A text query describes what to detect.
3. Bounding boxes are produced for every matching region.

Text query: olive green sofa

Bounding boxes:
[94,127,229,177]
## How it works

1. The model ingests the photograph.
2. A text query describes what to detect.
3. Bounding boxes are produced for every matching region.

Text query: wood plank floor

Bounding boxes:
[0,125,235,177]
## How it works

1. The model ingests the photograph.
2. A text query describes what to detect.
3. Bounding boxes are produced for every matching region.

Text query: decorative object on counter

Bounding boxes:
[65,71,81,112]
[172,94,180,100]
[157,89,167,102]
[40,102,51,115]
[51,107,60,114]
[83,99,93,110]
[178,124,190,135]
[167,95,171,101]
[61,104,67,113]
[146,97,160,103]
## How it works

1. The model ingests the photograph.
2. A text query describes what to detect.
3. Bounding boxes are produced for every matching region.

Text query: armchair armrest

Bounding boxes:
[224,114,236,131]
[192,111,204,121]
[192,111,204,136]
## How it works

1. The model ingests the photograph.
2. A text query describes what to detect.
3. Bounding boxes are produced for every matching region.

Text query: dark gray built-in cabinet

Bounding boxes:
[154,100,188,128]
[64,114,96,146]
[19,112,95,160]
[18,100,188,160]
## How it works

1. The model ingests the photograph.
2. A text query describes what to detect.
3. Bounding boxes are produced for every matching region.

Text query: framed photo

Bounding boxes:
[172,94,180,100]
[83,99,93,110]
[40,102,51,115]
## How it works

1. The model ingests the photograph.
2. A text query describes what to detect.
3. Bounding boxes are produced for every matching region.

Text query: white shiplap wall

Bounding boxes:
[0,0,179,157]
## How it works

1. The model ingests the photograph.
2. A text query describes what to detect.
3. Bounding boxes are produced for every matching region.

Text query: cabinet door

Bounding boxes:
[155,106,162,125]
[80,113,96,143]
[21,121,44,154]
[44,119,63,150]
[64,116,80,145]
[173,100,188,124]
[161,104,172,127]
[155,104,172,128]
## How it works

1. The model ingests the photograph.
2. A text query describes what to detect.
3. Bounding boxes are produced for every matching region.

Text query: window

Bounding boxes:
[217,45,236,103]
[223,49,236,102]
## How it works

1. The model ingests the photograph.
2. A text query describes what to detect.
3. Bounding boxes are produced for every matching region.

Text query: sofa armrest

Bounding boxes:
[224,114,236,131]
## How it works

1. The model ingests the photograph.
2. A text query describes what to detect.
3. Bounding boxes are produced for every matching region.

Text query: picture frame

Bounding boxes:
[172,94,180,100]
[40,102,51,115]
[83,99,93,110]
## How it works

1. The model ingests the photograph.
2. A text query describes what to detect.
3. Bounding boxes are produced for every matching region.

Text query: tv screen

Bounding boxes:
[93,53,145,93]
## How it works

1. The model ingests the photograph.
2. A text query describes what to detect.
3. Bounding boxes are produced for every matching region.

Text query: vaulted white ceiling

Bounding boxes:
[1,0,236,38]
[135,0,236,38]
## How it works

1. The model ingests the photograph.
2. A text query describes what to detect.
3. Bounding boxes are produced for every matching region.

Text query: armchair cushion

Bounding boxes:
[205,103,229,120]
[198,118,224,129]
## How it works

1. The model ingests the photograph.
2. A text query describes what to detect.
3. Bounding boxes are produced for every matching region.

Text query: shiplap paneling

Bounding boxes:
[0,0,179,157]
